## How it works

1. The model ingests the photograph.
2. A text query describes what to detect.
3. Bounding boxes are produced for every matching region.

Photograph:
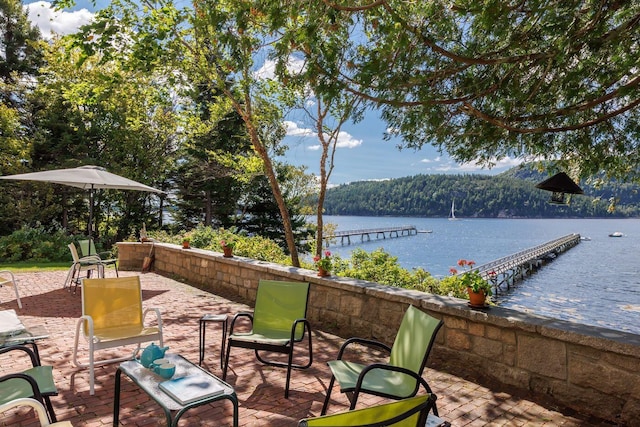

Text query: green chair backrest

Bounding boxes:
[79,239,97,257]
[389,305,442,374]
[299,395,432,427]
[253,280,310,340]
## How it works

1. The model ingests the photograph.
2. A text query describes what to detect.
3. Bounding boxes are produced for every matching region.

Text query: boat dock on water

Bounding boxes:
[324,225,417,246]
[472,233,582,297]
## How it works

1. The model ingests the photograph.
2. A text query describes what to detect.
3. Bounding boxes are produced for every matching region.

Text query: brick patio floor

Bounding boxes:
[0,271,617,426]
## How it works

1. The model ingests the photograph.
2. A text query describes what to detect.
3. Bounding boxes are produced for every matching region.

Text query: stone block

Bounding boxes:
[569,352,639,396]
[468,322,485,337]
[517,334,566,379]
[485,325,501,340]
[472,336,503,360]
[621,398,640,425]
[340,295,363,317]
[444,316,468,330]
[485,361,530,389]
[446,329,471,351]
[503,343,516,366]
[537,377,624,422]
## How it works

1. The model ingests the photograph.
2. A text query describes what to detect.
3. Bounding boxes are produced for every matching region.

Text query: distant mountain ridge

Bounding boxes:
[321,165,640,218]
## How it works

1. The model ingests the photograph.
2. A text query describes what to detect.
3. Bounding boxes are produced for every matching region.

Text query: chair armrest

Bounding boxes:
[0,345,40,367]
[0,397,50,425]
[355,363,433,395]
[337,337,392,360]
[229,312,253,334]
[290,318,311,342]
[76,315,94,340]
[79,255,102,262]
[143,308,163,330]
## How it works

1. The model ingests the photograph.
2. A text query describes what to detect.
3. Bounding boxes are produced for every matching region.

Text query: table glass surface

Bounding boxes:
[0,324,49,347]
[119,353,235,411]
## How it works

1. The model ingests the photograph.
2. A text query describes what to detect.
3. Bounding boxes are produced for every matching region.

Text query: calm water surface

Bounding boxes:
[318,216,640,335]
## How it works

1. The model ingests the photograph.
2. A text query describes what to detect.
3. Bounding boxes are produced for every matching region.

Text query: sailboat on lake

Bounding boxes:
[448,200,458,221]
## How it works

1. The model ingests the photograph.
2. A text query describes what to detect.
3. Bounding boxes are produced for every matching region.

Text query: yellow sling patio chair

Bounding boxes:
[222,279,312,398]
[299,394,438,427]
[321,305,444,415]
[73,276,163,395]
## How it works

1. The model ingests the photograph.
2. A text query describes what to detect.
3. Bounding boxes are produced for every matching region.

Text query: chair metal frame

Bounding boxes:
[321,305,444,415]
[72,276,163,395]
[0,270,22,309]
[64,243,101,293]
[222,280,312,398]
[0,346,58,423]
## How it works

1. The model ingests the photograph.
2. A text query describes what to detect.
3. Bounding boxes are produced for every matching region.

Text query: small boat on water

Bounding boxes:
[448,200,458,221]
[609,231,624,237]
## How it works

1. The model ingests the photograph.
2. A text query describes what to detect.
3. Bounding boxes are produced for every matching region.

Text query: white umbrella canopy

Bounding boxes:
[0,165,164,243]
[0,165,164,193]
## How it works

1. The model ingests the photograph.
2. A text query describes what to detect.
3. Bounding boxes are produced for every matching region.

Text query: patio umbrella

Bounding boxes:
[0,165,164,244]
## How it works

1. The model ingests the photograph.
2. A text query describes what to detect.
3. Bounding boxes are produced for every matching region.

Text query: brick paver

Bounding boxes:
[0,271,616,426]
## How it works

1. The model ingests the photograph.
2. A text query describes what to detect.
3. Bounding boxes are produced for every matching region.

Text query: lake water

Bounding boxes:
[318,216,640,335]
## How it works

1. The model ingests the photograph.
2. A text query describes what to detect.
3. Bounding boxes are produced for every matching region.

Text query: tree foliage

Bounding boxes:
[321,164,640,218]
[67,0,304,264]
[266,0,640,181]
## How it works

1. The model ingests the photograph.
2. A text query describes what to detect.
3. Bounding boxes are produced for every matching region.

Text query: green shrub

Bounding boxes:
[147,225,290,264]
[0,223,74,262]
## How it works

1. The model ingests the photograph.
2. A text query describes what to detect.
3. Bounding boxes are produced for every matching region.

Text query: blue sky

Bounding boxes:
[24,1,520,185]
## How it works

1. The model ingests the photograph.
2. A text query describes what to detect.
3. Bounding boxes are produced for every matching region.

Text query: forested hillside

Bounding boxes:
[321,167,640,218]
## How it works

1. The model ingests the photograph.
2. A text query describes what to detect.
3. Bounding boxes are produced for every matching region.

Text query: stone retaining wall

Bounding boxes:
[118,242,640,424]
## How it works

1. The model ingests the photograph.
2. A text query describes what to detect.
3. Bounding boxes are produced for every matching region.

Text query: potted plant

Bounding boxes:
[452,259,493,307]
[314,251,332,277]
[220,239,235,257]
[182,237,191,249]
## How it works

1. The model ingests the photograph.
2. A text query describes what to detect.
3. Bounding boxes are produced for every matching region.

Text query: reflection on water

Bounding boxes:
[320,216,640,335]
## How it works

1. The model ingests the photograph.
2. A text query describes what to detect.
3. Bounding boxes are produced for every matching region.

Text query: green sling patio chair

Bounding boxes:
[0,346,58,423]
[78,239,118,277]
[321,305,443,415]
[299,394,437,427]
[222,279,312,398]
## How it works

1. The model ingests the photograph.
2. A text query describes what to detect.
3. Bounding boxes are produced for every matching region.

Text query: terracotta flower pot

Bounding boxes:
[223,247,233,258]
[182,241,190,249]
[467,287,486,307]
[318,267,330,277]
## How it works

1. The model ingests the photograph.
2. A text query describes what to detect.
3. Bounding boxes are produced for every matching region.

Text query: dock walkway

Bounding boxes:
[325,225,417,246]
[473,233,581,296]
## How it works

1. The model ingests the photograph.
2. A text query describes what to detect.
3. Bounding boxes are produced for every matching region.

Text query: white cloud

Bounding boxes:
[284,121,314,137]
[255,56,305,79]
[25,1,94,39]
[420,156,442,164]
[287,121,362,151]
[335,131,362,148]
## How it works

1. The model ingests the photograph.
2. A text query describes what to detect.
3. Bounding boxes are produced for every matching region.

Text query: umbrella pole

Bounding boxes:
[88,186,94,254]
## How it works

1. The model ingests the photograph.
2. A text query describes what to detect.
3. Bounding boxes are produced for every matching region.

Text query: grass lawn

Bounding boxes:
[0,261,69,272]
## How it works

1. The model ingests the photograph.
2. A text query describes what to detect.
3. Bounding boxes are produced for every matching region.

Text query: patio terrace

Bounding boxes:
[0,270,617,426]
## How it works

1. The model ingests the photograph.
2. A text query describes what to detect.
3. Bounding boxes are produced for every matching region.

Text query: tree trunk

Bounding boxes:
[243,119,300,267]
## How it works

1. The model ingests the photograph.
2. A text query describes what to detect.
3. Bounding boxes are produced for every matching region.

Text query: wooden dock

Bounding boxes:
[324,226,417,246]
[472,233,582,298]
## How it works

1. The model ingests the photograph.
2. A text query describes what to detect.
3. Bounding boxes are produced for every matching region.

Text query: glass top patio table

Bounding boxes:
[0,309,49,362]
[113,353,238,427]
